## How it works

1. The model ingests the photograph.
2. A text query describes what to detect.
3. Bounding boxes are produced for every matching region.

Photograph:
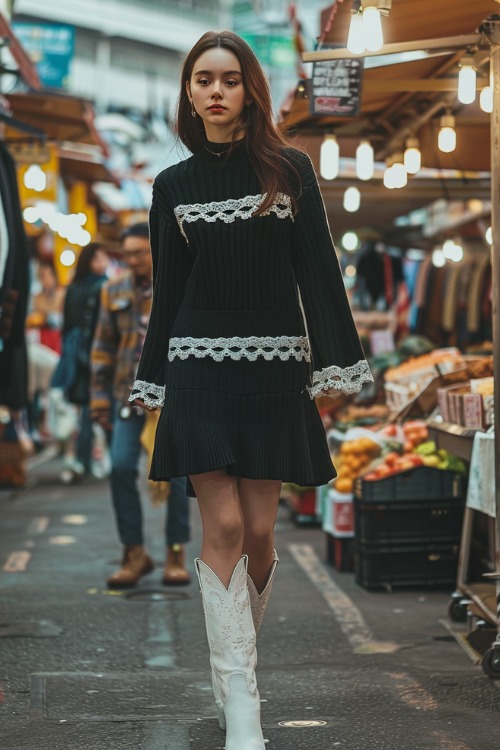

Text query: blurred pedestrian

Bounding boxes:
[130,30,372,750]
[52,243,110,480]
[91,223,191,588]
[26,262,64,354]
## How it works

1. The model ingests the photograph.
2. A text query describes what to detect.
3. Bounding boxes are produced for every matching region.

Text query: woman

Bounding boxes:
[58,243,109,477]
[27,262,65,354]
[130,31,372,749]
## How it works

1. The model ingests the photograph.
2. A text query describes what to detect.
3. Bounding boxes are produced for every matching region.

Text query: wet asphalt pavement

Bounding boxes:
[1,451,499,750]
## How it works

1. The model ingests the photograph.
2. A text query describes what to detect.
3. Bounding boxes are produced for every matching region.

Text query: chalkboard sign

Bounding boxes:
[310,47,364,117]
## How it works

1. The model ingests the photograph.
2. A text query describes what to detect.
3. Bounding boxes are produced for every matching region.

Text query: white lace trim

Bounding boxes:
[307,359,373,398]
[168,335,311,363]
[128,380,165,408]
[174,193,293,240]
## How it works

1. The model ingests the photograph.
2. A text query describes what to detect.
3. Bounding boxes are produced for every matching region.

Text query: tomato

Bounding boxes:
[384,423,398,437]
[403,440,414,453]
[363,472,378,481]
[384,452,400,467]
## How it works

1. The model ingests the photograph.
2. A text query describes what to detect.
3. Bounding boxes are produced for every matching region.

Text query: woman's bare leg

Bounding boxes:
[189,470,244,588]
[238,478,281,592]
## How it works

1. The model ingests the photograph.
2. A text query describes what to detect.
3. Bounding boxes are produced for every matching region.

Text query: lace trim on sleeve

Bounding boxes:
[307,359,373,399]
[128,380,165,408]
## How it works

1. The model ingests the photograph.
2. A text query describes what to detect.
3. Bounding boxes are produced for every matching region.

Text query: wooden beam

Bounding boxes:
[302,34,479,62]
[365,79,486,92]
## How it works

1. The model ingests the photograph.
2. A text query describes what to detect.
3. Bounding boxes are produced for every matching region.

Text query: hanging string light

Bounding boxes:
[344,186,361,212]
[432,247,446,267]
[346,1,391,55]
[404,137,421,174]
[347,10,365,55]
[480,84,493,113]
[383,157,395,189]
[458,54,477,104]
[390,153,407,189]
[320,134,340,180]
[438,112,456,153]
[363,3,384,52]
[356,139,375,180]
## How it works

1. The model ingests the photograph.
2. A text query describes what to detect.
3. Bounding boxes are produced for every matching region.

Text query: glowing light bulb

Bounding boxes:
[343,186,361,212]
[404,138,421,174]
[458,56,476,104]
[391,154,407,188]
[345,264,357,278]
[363,6,384,52]
[486,226,493,245]
[383,164,395,189]
[438,113,456,153]
[347,12,365,55]
[432,248,446,267]
[320,135,339,180]
[480,85,493,113]
[342,231,359,252]
[60,249,76,267]
[356,140,374,181]
[23,164,47,192]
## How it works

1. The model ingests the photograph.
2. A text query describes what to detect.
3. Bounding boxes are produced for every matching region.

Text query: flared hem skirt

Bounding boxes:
[150,353,336,496]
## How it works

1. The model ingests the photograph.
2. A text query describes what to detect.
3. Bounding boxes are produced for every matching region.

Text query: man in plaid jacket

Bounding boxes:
[90,223,191,588]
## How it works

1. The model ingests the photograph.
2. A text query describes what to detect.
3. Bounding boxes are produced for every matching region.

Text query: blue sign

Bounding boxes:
[12,22,75,89]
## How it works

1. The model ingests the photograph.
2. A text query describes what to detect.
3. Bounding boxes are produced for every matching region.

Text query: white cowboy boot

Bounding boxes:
[211,551,279,730]
[195,556,265,750]
[247,549,279,634]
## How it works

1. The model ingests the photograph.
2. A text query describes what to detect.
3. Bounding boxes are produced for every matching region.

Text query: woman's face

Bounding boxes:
[188,47,250,142]
[39,265,57,291]
[90,249,109,277]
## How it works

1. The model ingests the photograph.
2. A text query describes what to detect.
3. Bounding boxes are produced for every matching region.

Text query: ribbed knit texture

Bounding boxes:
[134,141,371,492]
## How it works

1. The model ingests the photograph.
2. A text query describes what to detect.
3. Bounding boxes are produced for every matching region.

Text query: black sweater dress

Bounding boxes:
[130,141,373,493]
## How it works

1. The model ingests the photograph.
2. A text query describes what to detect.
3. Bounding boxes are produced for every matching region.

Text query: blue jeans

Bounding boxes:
[109,408,190,547]
[76,405,92,473]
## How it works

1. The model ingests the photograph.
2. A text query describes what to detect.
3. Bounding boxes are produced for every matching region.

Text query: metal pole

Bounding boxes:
[486,17,500,675]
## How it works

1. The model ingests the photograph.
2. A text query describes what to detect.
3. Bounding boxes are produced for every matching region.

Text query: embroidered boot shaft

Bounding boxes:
[195,556,265,750]
[247,549,279,634]
[211,550,279,731]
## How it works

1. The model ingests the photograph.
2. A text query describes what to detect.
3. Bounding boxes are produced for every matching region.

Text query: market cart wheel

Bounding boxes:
[447,595,469,623]
[481,647,500,679]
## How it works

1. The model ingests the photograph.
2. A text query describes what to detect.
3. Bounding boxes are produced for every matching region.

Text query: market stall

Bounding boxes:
[288,0,500,677]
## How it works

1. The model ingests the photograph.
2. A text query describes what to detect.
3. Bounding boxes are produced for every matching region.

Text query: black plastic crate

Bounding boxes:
[354,497,464,545]
[355,540,459,589]
[355,467,461,503]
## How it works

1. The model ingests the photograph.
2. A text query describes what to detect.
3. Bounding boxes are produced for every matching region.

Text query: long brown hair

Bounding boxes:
[177,30,301,216]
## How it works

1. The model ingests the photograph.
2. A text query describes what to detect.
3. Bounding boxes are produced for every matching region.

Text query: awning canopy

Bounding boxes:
[282,0,497,240]
[4,92,109,155]
[58,143,118,184]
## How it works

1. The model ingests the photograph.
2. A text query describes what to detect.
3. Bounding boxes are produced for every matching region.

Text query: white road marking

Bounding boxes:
[144,602,176,668]
[48,535,77,545]
[62,514,88,525]
[3,551,32,572]
[27,516,50,534]
[288,543,400,654]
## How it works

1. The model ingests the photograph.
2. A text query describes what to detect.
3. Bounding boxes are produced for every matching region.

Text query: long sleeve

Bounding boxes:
[129,186,194,409]
[290,154,373,398]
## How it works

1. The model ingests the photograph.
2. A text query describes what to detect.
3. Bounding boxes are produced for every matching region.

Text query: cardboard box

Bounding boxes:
[437,381,493,430]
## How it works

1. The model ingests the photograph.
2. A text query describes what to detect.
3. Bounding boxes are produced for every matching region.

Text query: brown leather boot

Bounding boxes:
[107,545,154,589]
[162,544,190,586]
